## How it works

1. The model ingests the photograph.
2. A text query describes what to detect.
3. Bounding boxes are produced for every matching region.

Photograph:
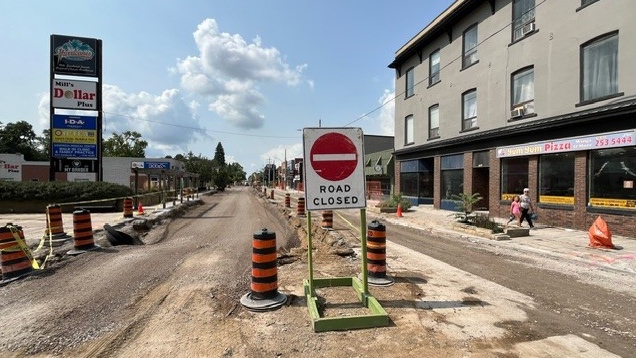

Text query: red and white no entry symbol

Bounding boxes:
[309,132,358,181]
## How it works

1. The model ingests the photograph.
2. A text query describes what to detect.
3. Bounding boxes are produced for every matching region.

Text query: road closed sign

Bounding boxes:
[303,127,366,211]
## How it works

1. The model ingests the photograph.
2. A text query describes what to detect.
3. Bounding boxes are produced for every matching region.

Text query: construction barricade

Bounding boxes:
[67,209,100,255]
[366,220,394,286]
[240,228,286,311]
[296,197,306,216]
[123,197,134,218]
[1,224,38,285]
[321,210,333,229]
[284,193,291,208]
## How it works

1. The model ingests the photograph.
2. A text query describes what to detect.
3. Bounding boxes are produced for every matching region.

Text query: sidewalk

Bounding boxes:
[366,201,636,275]
[1,197,198,248]
[276,189,636,275]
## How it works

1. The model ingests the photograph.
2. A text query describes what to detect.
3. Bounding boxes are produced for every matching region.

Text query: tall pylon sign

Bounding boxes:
[49,35,103,181]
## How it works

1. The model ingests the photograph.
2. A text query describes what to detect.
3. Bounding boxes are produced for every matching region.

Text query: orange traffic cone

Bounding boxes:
[137,201,145,216]
[396,203,403,218]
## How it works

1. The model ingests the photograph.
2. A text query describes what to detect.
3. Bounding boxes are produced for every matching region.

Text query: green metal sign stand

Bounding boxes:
[303,209,389,332]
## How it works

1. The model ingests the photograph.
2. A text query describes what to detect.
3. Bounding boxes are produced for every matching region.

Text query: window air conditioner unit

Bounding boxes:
[511,107,525,118]
[521,22,535,37]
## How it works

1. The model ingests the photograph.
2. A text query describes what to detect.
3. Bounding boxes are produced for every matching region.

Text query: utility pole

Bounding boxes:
[284,149,287,191]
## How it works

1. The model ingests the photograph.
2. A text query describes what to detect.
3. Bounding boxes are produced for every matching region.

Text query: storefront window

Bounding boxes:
[501,157,528,200]
[441,154,464,205]
[400,172,419,197]
[400,159,434,201]
[590,147,636,209]
[539,153,575,205]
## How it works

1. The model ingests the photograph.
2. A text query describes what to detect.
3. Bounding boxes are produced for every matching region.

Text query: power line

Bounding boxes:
[102,111,298,139]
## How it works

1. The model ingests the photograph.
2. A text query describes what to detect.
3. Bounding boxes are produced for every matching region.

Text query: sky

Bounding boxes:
[0,0,455,174]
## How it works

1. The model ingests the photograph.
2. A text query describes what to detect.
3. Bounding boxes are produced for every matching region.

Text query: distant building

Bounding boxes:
[0,153,198,192]
[389,0,636,236]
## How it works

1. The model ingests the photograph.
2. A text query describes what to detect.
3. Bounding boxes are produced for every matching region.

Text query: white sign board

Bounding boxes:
[52,79,97,110]
[303,127,366,211]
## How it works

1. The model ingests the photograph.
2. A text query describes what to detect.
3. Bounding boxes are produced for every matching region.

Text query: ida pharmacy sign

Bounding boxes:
[303,127,366,211]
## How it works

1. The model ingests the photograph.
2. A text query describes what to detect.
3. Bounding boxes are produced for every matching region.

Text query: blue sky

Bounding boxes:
[0,0,455,174]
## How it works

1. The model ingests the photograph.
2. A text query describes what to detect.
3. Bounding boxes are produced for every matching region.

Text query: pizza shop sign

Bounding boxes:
[302,127,366,211]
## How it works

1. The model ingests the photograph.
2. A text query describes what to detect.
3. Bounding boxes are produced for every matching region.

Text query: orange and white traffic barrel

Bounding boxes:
[321,210,333,229]
[296,197,306,216]
[67,209,100,255]
[0,224,35,284]
[123,197,134,218]
[44,204,71,240]
[240,228,286,311]
[366,220,393,286]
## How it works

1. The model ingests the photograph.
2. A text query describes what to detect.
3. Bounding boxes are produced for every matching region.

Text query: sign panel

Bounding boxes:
[496,129,635,158]
[131,161,171,170]
[52,114,97,130]
[52,143,97,159]
[52,79,97,109]
[52,129,97,144]
[303,127,366,210]
[51,35,98,77]
[54,159,97,173]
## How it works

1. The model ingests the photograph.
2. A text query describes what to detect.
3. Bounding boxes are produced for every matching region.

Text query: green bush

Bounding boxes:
[377,193,411,211]
[0,181,134,202]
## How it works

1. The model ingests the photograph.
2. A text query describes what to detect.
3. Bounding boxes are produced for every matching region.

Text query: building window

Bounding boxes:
[511,67,535,116]
[428,105,439,139]
[400,159,434,201]
[581,32,618,102]
[462,24,478,68]
[441,154,464,210]
[462,89,477,131]
[501,157,529,200]
[539,153,575,204]
[429,50,440,85]
[512,0,535,41]
[405,115,414,145]
[590,147,636,210]
[405,67,415,98]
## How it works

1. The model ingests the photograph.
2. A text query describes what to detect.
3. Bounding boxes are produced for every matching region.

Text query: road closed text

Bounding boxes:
[312,184,359,207]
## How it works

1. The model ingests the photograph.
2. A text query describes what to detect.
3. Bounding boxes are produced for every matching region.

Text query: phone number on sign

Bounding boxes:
[596,136,633,147]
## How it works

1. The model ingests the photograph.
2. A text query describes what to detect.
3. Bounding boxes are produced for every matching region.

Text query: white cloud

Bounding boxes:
[378,89,395,136]
[39,85,209,158]
[174,18,307,129]
[261,143,303,167]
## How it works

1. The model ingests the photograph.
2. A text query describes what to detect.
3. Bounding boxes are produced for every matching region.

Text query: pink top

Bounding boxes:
[510,201,521,216]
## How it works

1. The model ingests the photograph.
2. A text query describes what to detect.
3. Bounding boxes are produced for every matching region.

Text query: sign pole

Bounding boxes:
[360,208,368,300]
[307,211,314,292]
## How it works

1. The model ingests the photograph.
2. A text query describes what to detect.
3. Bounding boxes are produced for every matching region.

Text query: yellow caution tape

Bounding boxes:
[7,225,40,270]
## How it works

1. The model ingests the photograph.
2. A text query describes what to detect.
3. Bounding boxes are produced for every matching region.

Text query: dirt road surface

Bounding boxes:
[1,187,633,357]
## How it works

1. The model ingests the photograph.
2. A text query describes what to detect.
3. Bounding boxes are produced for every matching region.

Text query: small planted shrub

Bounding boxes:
[473,213,504,233]
[450,192,483,223]
[376,193,411,211]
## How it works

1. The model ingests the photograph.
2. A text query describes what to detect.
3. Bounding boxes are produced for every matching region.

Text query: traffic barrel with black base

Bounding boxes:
[44,204,71,243]
[240,228,286,311]
[366,220,394,286]
[0,224,36,285]
[67,209,100,255]
[284,193,290,208]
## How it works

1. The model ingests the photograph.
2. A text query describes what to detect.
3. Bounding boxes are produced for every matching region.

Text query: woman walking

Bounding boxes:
[519,188,535,229]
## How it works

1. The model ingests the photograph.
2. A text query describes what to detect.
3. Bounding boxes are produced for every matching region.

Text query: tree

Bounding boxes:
[0,120,47,160]
[227,162,246,183]
[102,131,147,157]
[213,142,226,167]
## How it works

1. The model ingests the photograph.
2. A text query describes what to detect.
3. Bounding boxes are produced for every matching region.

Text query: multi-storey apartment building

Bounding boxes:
[389,0,636,236]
